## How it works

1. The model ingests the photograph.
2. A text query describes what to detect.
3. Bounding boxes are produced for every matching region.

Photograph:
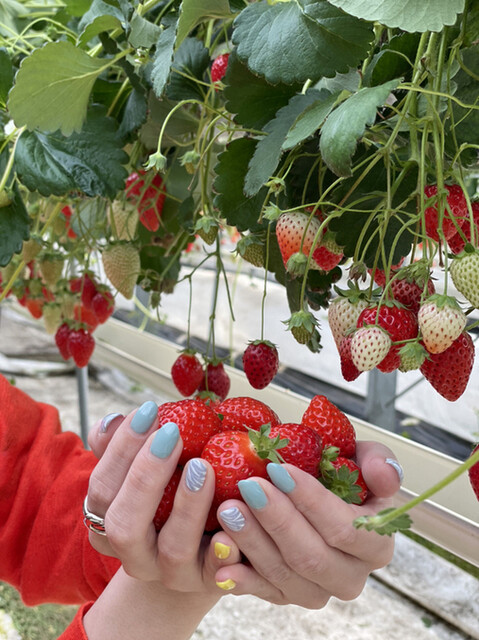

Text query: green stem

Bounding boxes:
[0,126,26,194]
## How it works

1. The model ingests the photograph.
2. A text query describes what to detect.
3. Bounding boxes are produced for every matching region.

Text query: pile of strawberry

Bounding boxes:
[327,184,478,403]
[152,393,368,532]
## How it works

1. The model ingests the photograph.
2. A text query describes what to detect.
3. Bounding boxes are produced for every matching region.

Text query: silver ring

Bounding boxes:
[83,495,107,536]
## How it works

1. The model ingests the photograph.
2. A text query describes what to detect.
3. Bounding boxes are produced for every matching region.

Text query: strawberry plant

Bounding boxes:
[1,0,478,529]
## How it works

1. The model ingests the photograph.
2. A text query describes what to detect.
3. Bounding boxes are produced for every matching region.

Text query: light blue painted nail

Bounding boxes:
[186,458,207,492]
[219,507,246,532]
[267,463,296,494]
[238,479,268,510]
[130,401,158,433]
[150,422,179,458]
[385,458,404,484]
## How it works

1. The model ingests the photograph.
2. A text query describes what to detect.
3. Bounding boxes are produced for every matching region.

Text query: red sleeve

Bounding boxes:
[0,373,120,608]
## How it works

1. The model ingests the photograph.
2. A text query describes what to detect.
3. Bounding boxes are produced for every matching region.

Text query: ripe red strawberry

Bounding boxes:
[153,467,182,531]
[356,303,418,373]
[201,425,287,529]
[369,257,404,287]
[312,232,343,271]
[339,336,362,382]
[69,273,98,310]
[73,303,100,333]
[195,390,222,409]
[91,287,115,323]
[55,323,72,360]
[157,398,222,465]
[269,423,322,477]
[102,243,141,299]
[301,395,356,458]
[420,331,475,401]
[68,328,95,367]
[450,247,479,308]
[211,52,230,83]
[448,201,479,254]
[275,211,322,272]
[418,294,466,354]
[390,274,436,315]
[467,444,479,501]
[25,295,44,319]
[62,205,77,239]
[424,183,468,242]
[328,293,369,348]
[320,450,368,505]
[351,325,392,372]
[242,340,279,389]
[125,170,166,232]
[171,352,204,397]
[198,361,230,401]
[216,396,280,432]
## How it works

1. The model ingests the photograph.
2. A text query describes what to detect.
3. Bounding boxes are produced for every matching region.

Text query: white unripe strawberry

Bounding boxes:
[328,295,368,348]
[351,326,392,372]
[450,248,479,308]
[418,294,466,354]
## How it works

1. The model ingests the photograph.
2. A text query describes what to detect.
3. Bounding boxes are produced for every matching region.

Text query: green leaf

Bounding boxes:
[245,90,323,196]
[320,79,399,177]
[166,37,210,101]
[363,33,421,87]
[151,24,178,99]
[128,11,163,49]
[8,42,107,136]
[213,138,268,231]
[232,0,373,85]
[177,0,233,46]
[326,0,465,33]
[64,0,92,16]
[0,0,23,37]
[0,185,30,267]
[283,90,341,150]
[0,48,14,106]
[14,108,128,199]
[140,93,198,149]
[223,51,301,130]
[78,0,125,46]
[118,88,148,138]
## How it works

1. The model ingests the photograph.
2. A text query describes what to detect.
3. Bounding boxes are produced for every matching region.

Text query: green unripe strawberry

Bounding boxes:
[39,254,65,286]
[284,310,318,345]
[450,248,479,308]
[194,216,219,245]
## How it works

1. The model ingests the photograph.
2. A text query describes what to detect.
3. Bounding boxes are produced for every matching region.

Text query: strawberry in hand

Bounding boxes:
[216,396,280,432]
[320,447,369,505]
[301,394,356,458]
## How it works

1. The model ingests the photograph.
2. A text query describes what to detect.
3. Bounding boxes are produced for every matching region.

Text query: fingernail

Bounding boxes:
[267,463,296,493]
[150,422,179,458]
[214,542,231,560]
[185,458,207,492]
[131,401,158,434]
[238,479,268,510]
[100,413,123,433]
[385,458,404,484]
[219,507,245,532]
[216,578,236,591]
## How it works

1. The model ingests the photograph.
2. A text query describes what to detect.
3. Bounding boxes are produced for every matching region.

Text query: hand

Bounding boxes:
[212,440,401,608]
[85,402,240,593]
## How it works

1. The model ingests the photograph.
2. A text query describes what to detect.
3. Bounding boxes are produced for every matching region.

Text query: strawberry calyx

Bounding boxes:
[421,292,463,312]
[283,310,318,344]
[247,424,289,464]
[286,251,308,276]
[333,281,371,305]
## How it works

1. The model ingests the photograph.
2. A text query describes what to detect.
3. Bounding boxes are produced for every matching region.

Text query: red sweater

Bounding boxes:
[0,374,120,638]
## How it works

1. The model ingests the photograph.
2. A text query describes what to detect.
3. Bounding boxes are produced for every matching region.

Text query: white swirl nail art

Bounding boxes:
[185,458,207,492]
[385,458,404,484]
[219,507,245,532]
[100,413,123,433]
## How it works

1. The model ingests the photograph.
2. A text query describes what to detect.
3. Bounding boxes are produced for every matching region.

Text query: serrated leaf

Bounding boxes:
[0,185,30,267]
[283,90,341,151]
[128,11,163,49]
[14,108,128,199]
[177,0,233,46]
[213,138,268,231]
[78,0,125,46]
[223,51,301,130]
[8,42,107,136]
[151,24,177,99]
[166,37,210,101]
[320,79,399,177]
[0,48,14,106]
[326,0,465,33]
[232,0,373,85]
[245,90,323,196]
[363,33,420,87]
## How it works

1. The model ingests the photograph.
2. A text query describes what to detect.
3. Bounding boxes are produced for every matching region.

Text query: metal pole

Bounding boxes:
[365,368,397,430]
[76,365,90,446]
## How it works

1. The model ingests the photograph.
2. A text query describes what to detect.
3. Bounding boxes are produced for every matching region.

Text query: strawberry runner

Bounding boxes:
[0,373,120,639]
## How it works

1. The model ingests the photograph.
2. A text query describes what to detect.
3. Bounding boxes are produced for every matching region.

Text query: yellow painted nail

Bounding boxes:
[214,542,231,560]
[216,578,236,591]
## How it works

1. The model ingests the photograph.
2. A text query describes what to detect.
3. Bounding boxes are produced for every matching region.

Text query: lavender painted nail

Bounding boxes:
[185,458,207,492]
[219,507,246,532]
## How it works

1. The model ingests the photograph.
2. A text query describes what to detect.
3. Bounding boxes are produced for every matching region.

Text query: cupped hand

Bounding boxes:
[212,440,402,608]
[85,402,241,594]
